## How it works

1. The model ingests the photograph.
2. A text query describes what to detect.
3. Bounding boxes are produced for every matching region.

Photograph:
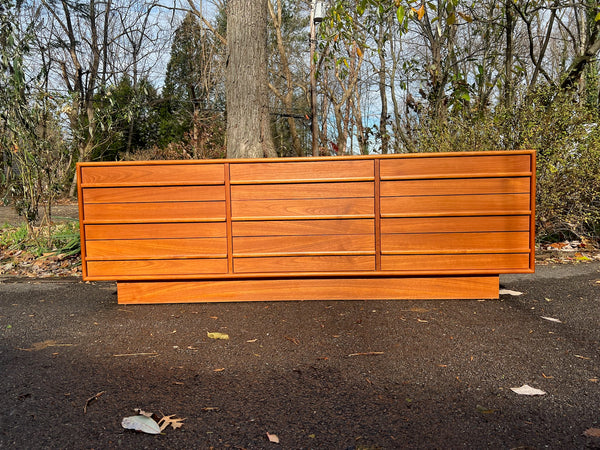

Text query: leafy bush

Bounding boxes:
[409,87,600,243]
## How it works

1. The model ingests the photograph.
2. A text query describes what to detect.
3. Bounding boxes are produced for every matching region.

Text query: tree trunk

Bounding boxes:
[504,1,514,107]
[561,15,600,90]
[377,21,389,154]
[226,0,276,158]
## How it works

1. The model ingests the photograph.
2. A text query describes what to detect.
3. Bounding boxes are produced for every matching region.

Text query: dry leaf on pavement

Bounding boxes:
[510,384,546,396]
[266,432,280,443]
[499,289,523,296]
[584,428,600,438]
[159,414,186,431]
[207,331,229,340]
[121,415,161,434]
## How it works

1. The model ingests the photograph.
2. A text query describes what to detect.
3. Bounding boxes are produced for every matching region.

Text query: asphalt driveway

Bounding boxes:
[1,263,599,449]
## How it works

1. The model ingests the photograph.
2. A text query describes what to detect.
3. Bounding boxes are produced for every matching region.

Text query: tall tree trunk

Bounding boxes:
[226,0,276,158]
[504,0,514,108]
[377,21,389,154]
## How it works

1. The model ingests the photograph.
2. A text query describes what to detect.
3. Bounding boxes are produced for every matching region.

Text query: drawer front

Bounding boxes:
[80,163,224,185]
[380,154,531,179]
[230,160,373,182]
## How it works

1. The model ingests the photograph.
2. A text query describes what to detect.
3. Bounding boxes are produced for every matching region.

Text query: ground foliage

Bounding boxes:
[412,87,600,243]
[0,222,81,278]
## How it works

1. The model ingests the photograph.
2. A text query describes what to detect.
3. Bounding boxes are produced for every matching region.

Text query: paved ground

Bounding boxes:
[1,263,599,449]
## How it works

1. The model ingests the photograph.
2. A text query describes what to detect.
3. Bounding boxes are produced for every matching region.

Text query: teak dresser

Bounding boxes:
[77,150,535,304]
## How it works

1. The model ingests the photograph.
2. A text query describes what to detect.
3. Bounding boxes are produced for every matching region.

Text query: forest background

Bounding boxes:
[1,0,600,254]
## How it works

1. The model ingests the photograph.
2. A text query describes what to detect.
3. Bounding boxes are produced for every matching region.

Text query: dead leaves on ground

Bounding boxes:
[122,414,162,434]
[207,331,229,340]
[499,289,523,296]
[584,428,600,438]
[510,384,546,396]
[159,414,186,430]
[266,432,280,443]
[538,241,600,265]
[122,409,185,434]
[0,249,81,278]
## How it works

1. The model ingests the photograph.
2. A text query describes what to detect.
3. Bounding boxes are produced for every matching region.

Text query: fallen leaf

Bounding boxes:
[584,428,600,438]
[499,289,523,296]
[246,339,258,343]
[541,316,562,323]
[510,384,546,396]
[417,318,428,323]
[158,414,185,431]
[548,242,568,250]
[213,367,225,372]
[266,432,280,443]
[575,354,591,360]
[122,415,161,434]
[207,331,229,340]
[134,409,160,421]
[113,352,158,357]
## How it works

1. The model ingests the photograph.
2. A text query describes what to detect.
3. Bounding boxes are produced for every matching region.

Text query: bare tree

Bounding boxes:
[39,0,106,194]
[267,0,305,156]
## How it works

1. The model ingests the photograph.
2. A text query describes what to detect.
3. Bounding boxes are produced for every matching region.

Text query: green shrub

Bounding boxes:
[408,87,600,243]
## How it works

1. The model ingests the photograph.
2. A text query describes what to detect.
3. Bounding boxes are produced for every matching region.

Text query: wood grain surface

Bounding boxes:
[117,276,499,303]
[80,163,224,185]
[78,151,535,298]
